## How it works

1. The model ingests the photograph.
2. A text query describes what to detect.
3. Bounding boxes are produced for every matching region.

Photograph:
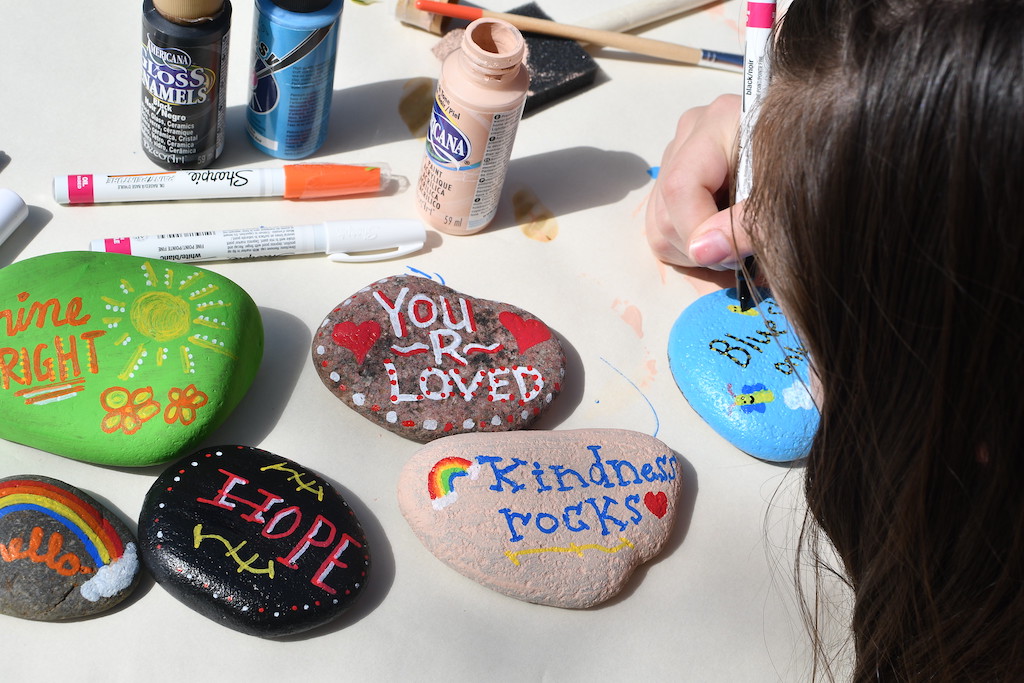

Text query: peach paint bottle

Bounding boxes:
[416,18,529,235]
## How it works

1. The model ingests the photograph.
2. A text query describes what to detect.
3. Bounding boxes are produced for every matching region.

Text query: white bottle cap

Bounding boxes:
[0,189,28,246]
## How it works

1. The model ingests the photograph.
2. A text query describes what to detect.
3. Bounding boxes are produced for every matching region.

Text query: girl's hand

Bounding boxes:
[645,94,753,270]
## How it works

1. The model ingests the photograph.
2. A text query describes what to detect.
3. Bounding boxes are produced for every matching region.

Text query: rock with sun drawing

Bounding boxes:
[312,274,566,443]
[398,429,683,608]
[0,251,263,467]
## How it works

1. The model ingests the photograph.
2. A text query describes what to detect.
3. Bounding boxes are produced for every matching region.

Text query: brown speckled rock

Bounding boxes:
[312,275,566,442]
[398,429,683,608]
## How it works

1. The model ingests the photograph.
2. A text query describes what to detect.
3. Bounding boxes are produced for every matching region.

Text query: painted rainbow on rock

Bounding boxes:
[0,479,125,569]
[427,456,475,509]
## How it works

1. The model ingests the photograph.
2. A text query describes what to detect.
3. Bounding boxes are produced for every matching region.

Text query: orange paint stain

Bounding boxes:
[513,187,558,241]
[640,358,658,389]
[612,299,644,338]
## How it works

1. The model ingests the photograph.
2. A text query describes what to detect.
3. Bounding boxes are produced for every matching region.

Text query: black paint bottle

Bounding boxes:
[142,0,232,169]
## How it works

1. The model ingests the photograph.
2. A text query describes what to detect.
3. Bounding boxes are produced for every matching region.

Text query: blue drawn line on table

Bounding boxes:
[599,356,660,438]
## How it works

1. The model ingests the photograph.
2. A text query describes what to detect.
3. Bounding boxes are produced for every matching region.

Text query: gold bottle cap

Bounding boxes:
[152,0,225,22]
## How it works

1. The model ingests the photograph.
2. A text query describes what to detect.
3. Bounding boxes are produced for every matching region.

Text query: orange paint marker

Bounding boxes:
[53,163,403,205]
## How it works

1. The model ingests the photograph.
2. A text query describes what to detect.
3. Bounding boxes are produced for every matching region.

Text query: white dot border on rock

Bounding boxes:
[146,447,370,622]
[311,274,568,440]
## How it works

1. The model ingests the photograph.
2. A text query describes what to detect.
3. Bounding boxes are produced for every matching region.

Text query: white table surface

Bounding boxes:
[0,0,843,680]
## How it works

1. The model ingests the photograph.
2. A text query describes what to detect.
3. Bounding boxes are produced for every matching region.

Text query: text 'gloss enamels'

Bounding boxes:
[53,164,399,204]
[141,0,232,170]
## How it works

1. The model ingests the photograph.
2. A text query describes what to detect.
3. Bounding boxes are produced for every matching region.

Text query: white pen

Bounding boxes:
[90,219,427,264]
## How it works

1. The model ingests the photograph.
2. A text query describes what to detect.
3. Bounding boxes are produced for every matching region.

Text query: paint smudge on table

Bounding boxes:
[513,187,558,241]
[612,299,644,338]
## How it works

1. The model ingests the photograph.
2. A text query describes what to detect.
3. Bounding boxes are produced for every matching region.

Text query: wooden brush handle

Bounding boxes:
[479,8,704,65]
[577,0,718,33]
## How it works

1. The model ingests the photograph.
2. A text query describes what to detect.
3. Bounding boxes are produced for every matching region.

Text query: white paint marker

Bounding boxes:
[90,219,427,264]
[0,189,28,245]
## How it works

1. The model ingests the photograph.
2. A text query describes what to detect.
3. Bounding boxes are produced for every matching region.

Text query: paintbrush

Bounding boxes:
[413,0,743,72]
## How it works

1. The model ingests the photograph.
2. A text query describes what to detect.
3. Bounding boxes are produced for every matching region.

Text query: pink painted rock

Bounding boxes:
[398,429,682,608]
[312,275,565,442]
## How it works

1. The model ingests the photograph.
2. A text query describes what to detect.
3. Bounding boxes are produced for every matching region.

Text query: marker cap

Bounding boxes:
[322,219,427,263]
[283,163,393,199]
[53,174,93,205]
[0,189,28,246]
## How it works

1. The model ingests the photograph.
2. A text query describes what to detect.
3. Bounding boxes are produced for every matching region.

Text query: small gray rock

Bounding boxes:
[0,475,140,620]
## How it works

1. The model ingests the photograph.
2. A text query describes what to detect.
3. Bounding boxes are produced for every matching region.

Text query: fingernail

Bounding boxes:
[689,230,734,267]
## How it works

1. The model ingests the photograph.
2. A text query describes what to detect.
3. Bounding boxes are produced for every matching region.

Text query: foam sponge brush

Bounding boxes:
[430,3,600,113]
[511,3,600,112]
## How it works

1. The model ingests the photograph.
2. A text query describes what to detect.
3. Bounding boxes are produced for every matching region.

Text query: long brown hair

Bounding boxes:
[746,0,1024,679]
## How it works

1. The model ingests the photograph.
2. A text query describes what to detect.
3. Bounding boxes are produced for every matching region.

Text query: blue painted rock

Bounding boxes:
[138,445,370,637]
[398,429,682,608]
[667,288,819,462]
[0,475,140,620]
[0,251,263,467]
[312,274,565,442]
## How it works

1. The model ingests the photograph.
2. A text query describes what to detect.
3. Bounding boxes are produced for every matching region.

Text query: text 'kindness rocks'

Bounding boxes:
[399,429,683,608]
[312,275,566,442]
[139,446,370,637]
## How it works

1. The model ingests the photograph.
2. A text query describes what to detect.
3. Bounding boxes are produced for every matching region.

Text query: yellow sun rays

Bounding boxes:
[103,262,236,381]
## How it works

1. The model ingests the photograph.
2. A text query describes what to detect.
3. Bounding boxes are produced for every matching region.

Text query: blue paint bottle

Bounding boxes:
[246,0,343,159]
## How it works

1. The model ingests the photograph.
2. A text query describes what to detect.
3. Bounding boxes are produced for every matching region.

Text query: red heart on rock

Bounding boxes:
[331,320,381,364]
[644,491,668,519]
[498,311,551,354]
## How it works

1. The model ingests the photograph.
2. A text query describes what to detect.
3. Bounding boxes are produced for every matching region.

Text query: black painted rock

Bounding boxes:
[0,475,140,620]
[138,445,370,637]
[312,275,566,442]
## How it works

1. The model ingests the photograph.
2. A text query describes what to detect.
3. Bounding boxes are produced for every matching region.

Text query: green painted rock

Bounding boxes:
[0,251,263,466]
